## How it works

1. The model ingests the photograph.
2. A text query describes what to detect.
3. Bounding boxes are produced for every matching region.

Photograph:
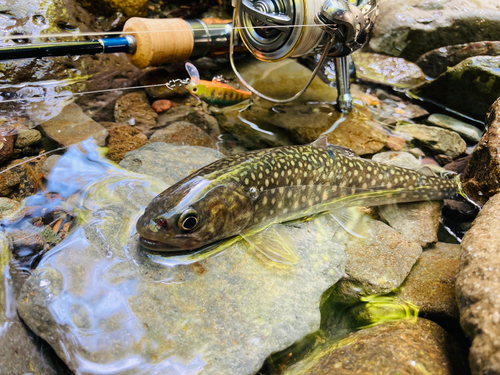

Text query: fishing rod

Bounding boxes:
[0,0,379,112]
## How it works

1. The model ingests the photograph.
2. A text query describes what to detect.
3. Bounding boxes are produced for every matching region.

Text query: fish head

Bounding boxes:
[137,178,254,251]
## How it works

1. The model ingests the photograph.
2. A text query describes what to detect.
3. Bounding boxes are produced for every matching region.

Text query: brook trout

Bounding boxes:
[137,137,462,263]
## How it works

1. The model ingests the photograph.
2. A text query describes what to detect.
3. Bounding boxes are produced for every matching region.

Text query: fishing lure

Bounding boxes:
[185,62,252,107]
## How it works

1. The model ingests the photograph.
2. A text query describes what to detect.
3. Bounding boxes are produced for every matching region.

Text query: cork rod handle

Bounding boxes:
[123,18,194,68]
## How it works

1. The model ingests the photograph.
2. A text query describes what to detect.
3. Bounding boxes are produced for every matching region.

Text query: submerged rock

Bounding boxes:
[284,318,469,375]
[149,121,217,149]
[427,114,483,144]
[395,242,461,319]
[372,151,421,170]
[416,41,500,78]
[39,103,108,147]
[352,52,426,89]
[15,129,42,148]
[395,124,466,158]
[114,91,158,135]
[410,56,500,121]
[76,0,148,17]
[105,125,148,162]
[370,0,500,61]
[157,106,221,138]
[0,126,16,165]
[457,193,500,375]
[462,98,500,205]
[17,141,347,374]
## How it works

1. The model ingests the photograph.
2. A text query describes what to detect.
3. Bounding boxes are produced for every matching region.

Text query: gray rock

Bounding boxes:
[39,103,108,146]
[352,52,426,89]
[114,91,158,136]
[15,129,42,148]
[332,218,422,302]
[41,155,61,177]
[372,151,421,170]
[119,142,224,186]
[416,41,500,78]
[156,105,221,138]
[369,0,500,61]
[395,124,466,158]
[395,242,461,319]
[150,121,217,149]
[284,319,469,375]
[17,141,347,375]
[427,114,483,144]
[0,197,22,221]
[411,56,500,121]
[378,201,443,247]
[457,193,500,375]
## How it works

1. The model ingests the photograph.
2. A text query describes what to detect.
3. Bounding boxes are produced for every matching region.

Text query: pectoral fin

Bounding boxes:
[330,206,368,238]
[241,225,299,265]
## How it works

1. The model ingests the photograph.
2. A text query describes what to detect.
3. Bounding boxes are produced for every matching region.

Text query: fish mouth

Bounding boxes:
[138,236,180,252]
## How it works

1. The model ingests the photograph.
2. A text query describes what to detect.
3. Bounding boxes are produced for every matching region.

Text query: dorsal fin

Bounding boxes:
[311,135,329,149]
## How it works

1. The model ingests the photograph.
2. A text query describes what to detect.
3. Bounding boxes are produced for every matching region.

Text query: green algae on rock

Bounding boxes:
[17,140,347,374]
[410,56,500,121]
[352,52,426,89]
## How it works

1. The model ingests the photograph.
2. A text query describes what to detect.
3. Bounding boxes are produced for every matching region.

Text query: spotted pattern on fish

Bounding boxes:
[137,139,460,251]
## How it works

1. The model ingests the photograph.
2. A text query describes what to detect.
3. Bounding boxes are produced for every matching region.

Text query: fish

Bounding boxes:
[136,137,463,263]
[185,62,252,106]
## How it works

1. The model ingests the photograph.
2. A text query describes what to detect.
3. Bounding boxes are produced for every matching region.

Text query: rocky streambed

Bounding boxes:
[2,0,500,374]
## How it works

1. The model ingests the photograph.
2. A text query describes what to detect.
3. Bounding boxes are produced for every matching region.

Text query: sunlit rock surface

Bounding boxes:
[370,0,500,61]
[17,141,347,374]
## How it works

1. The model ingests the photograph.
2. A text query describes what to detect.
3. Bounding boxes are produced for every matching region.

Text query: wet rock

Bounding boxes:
[0,126,15,165]
[462,98,500,205]
[372,151,421,170]
[0,197,22,222]
[411,56,500,121]
[352,52,426,89]
[39,103,108,147]
[386,136,406,151]
[119,142,223,186]
[139,68,190,99]
[8,229,47,267]
[156,105,220,137]
[394,242,461,319]
[0,155,45,200]
[444,155,470,174]
[416,41,500,78]
[76,0,148,17]
[332,219,422,302]
[15,129,42,148]
[0,0,141,122]
[41,155,61,177]
[378,201,443,247]
[457,193,500,375]
[17,141,347,375]
[150,121,217,149]
[114,91,158,135]
[284,319,469,375]
[427,114,483,144]
[105,125,148,163]
[395,124,466,158]
[152,99,172,113]
[370,0,500,61]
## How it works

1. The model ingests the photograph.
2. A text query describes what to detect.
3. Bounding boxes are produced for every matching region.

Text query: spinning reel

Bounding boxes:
[232,0,379,111]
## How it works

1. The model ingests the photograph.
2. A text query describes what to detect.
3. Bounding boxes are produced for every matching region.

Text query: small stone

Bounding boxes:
[457,193,500,374]
[139,68,190,99]
[39,103,108,147]
[435,154,454,166]
[372,151,421,170]
[352,52,426,89]
[408,147,426,158]
[0,126,16,165]
[0,197,22,222]
[285,319,469,375]
[395,124,466,158]
[0,155,45,200]
[150,122,216,149]
[378,201,443,247]
[105,126,148,163]
[427,114,483,143]
[151,100,172,113]
[14,129,42,148]
[386,136,406,151]
[41,155,61,177]
[114,91,158,136]
[157,105,221,137]
[462,98,500,204]
[332,218,422,302]
[119,142,223,186]
[7,229,47,266]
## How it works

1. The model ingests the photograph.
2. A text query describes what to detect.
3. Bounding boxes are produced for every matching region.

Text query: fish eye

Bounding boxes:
[178,209,201,231]
[192,87,198,93]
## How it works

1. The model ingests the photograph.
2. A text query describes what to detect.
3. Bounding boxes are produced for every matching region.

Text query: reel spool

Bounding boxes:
[230,0,379,106]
